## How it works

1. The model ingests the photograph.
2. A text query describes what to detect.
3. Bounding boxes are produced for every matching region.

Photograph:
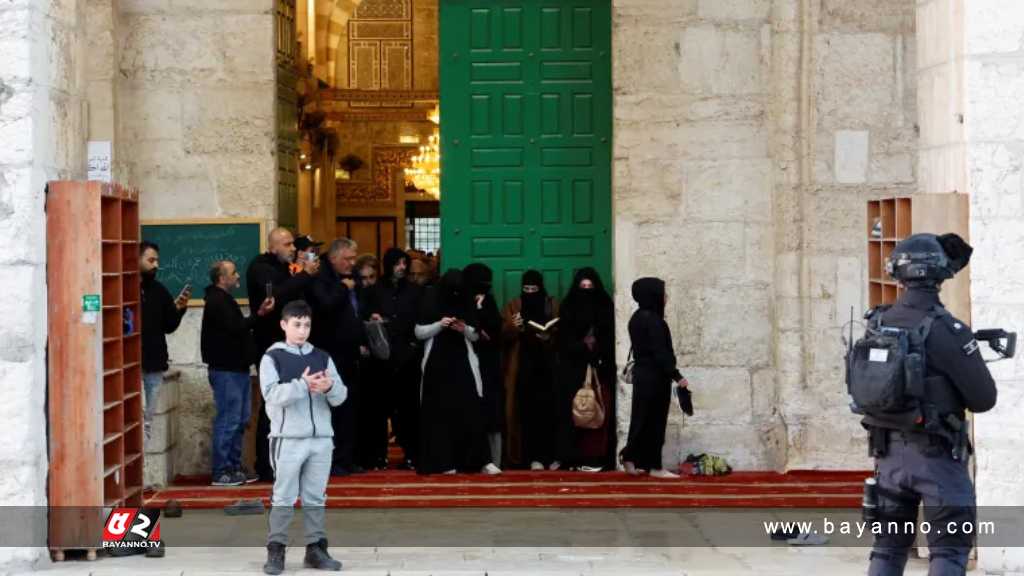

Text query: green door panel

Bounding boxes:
[440,0,612,306]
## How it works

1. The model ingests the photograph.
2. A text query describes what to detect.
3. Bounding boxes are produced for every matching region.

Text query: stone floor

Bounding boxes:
[22,509,972,575]
[20,546,952,575]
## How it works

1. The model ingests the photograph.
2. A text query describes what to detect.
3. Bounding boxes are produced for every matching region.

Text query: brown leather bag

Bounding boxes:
[572,364,606,429]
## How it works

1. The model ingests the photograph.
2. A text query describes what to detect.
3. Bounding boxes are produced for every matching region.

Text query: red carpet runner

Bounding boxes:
[145,470,869,509]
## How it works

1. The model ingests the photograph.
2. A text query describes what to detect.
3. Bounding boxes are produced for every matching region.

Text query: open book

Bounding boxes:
[527,317,560,332]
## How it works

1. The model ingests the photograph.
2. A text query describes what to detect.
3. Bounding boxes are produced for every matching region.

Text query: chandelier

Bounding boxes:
[405,106,441,199]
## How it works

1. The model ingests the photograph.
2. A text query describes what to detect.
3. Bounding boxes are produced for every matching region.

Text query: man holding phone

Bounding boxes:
[140,241,190,443]
[247,228,321,481]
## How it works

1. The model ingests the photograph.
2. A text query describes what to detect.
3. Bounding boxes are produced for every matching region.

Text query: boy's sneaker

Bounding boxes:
[264,542,286,575]
[304,538,342,571]
[211,471,245,487]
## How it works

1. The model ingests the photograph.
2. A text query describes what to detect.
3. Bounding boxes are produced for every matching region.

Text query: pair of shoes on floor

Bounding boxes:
[529,461,545,471]
[650,469,680,479]
[548,461,561,471]
[481,463,502,475]
[442,469,457,475]
[264,539,344,575]
[579,465,603,473]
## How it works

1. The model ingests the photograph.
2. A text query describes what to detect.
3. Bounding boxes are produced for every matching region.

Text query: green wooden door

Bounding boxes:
[440,0,612,305]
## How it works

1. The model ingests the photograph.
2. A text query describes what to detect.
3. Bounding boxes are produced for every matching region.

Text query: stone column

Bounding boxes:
[918,0,1024,570]
[0,0,88,569]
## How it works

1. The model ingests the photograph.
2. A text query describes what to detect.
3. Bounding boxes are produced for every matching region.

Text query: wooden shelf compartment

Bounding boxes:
[869,282,884,309]
[868,241,882,281]
[880,241,896,281]
[121,244,138,276]
[123,420,143,457]
[121,200,139,242]
[122,302,140,338]
[880,199,897,239]
[103,432,122,446]
[101,242,120,274]
[123,363,142,396]
[102,308,122,341]
[123,394,142,429]
[123,333,141,366]
[896,197,912,238]
[102,274,122,307]
[103,337,123,370]
[867,200,882,238]
[103,371,123,405]
[103,471,123,507]
[122,276,140,303]
[100,196,121,240]
[103,402,124,438]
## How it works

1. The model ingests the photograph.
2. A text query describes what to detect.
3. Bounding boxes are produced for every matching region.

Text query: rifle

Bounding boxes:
[974,329,1016,362]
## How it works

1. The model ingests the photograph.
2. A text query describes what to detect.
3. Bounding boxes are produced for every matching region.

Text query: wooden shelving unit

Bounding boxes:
[47,182,143,560]
[866,194,971,322]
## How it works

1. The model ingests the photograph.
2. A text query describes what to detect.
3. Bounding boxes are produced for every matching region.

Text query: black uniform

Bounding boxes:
[865,288,996,576]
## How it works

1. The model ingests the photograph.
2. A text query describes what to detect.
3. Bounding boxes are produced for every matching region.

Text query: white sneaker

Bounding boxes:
[482,463,502,475]
[650,469,680,479]
[623,461,642,476]
[442,469,457,475]
[529,461,544,471]
[548,461,561,471]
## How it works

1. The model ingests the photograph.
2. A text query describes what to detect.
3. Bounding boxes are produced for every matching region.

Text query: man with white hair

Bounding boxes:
[309,237,368,476]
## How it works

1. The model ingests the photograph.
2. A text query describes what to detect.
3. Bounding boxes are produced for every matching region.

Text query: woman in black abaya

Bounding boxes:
[463,263,505,469]
[555,267,617,471]
[621,277,689,479]
[414,269,497,475]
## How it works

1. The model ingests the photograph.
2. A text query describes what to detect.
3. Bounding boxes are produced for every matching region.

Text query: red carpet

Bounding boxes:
[144,470,869,509]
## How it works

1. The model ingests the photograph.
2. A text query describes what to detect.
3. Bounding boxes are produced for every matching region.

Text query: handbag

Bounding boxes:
[364,319,391,360]
[621,347,634,384]
[572,364,606,429]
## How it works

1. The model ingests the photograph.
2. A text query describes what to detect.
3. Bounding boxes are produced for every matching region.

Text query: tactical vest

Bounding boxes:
[846,305,947,427]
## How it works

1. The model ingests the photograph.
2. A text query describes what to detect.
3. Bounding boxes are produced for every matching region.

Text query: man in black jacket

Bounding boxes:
[140,241,189,442]
[246,227,319,480]
[365,248,423,469]
[202,260,274,486]
[309,237,367,475]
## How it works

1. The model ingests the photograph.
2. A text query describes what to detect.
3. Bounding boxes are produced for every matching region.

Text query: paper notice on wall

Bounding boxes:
[87,141,112,182]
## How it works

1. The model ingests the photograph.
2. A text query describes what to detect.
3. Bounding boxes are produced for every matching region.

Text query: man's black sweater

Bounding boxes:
[141,275,187,372]
[201,285,257,372]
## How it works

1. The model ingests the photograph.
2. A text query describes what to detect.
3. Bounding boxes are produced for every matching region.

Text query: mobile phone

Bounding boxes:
[305,252,317,263]
[178,283,191,298]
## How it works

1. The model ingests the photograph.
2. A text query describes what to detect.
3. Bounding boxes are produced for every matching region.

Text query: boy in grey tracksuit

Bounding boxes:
[259,300,347,575]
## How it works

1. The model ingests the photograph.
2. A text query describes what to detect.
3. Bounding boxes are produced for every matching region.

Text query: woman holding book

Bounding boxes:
[501,270,561,470]
[556,267,616,472]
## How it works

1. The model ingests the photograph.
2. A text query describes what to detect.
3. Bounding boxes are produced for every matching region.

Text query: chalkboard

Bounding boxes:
[140,219,265,306]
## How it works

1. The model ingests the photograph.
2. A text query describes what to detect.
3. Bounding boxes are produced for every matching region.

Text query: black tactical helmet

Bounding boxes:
[886,233,973,286]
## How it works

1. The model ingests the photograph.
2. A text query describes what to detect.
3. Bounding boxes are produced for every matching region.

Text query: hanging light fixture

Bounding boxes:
[404,131,440,199]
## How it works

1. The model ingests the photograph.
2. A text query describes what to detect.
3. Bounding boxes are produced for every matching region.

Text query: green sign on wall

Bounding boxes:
[440,0,613,305]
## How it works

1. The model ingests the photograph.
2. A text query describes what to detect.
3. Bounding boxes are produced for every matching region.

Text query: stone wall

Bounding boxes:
[612,0,917,471]
[114,0,278,481]
[0,0,88,568]
[946,0,1024,570]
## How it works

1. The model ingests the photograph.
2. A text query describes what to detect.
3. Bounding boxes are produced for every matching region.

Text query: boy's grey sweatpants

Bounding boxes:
[267,437,333,545]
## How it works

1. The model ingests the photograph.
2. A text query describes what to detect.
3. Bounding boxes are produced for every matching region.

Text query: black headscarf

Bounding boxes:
[463,262,493,296]
[382,247,410,284]
[420,268,475,326]
[631,277,666,318]
[520,269,548,324]
[561,267,612,335]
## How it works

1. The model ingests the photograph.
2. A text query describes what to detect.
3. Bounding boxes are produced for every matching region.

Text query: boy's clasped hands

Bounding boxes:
[301,367,333,394]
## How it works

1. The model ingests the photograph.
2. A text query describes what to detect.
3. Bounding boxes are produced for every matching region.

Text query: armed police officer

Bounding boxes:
[847,233,997,576]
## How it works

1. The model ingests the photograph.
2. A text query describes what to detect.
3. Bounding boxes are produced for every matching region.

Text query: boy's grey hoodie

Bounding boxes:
[259,341,347,438]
